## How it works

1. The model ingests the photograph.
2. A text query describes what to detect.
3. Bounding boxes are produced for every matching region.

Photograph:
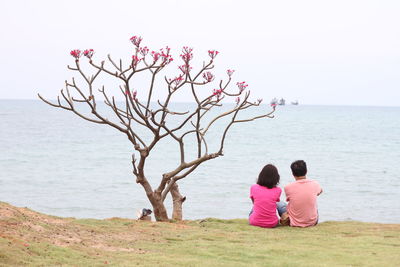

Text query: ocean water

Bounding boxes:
[0,100,399,223]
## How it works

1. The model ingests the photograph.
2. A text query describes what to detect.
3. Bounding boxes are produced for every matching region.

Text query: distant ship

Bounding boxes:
[271,98,297,106]
[270,98,278,106]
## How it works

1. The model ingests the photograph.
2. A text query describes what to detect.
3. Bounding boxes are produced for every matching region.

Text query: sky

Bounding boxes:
[0,0,399,106]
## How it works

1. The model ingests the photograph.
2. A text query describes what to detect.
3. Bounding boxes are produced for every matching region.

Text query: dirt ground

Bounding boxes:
[0,202,154,253]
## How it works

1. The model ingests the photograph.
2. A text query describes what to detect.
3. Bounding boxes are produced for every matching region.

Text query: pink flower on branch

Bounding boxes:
[236,81,248,93]
[170,74,184,87]
[83,49,94,59]
[227,69,235,77]
[202,71,215,83]
[130,36,142,47]
[70,49,82,59]
[208,50,219,59]
[132,55,142,67]
[179,64,192,74]
[212,89,223,97]
[151,51,160,63]
[125,89,137,101]
[180,46,193,64]
[160,46,173,64]
[139,46,149,56]
[165,56,174,64]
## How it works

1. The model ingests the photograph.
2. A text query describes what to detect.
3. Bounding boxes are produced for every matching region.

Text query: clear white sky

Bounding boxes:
[0,0,399,106]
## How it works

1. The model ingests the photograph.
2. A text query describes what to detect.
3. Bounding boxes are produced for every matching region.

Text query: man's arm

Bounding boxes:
[284,187,290,202]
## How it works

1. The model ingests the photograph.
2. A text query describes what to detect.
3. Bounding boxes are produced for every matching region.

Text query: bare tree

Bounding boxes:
[38,36,276,221]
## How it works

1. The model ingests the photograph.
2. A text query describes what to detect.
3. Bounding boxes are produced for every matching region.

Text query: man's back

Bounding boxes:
[284,179,322,227]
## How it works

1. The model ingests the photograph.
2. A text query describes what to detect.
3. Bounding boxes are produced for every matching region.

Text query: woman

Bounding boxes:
[249,164,286,228]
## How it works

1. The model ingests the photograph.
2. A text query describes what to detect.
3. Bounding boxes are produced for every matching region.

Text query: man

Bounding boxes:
[284,160,323,227]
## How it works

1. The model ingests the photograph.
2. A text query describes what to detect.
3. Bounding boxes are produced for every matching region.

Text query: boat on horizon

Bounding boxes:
[270,98,278,106]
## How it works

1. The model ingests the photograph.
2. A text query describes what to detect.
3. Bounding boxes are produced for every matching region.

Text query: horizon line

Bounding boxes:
[0,98,399,108]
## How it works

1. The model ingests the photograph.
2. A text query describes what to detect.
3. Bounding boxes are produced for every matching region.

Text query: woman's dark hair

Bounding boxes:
[257,164,280,189]
[290,160,307,177]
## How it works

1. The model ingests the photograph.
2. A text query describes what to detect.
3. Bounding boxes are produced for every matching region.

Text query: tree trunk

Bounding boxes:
[170,183,186,221]
[148,192,169,222]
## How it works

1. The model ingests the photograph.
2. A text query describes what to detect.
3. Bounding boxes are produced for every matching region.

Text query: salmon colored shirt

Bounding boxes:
[249,184,281,228]
[284,179,322,227]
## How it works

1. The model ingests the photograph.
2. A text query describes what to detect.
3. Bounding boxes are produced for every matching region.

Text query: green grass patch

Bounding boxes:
[1,202,399,266]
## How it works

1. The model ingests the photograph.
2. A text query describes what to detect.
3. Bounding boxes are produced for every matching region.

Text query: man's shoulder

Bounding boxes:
[301,179,322,192]
[307,179,321,186]
[285,179,319,188]
[284,181,296,191]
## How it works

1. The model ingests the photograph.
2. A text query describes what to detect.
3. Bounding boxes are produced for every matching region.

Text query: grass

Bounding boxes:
[1,202,399,266]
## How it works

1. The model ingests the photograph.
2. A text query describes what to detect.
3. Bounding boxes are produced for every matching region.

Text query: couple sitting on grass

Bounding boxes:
[249,160,323,228]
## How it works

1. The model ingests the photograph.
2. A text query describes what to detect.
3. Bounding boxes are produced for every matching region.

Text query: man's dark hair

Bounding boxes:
[291,160,307,177]
[257,164,280,189]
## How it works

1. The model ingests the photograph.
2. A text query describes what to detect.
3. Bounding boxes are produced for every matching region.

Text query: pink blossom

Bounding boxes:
[132,55,142,67]
[208,50,219,59]
[130,36,142,47]
[151,51,160,62]
[271,103,277,107]
[236,81,248,93]
[125,89,137,100]
[179,64,192,74]
[212,89,223,97]
[139,46,149,56]
[227,69,235,77]
[160,46,173,64]
[171,74,184,87]
[70,49,81,59]
[180,46,193,63]
[180,53,192,62]
[202,71,215,82]
[83,49,94,59]
[182,46,193,55]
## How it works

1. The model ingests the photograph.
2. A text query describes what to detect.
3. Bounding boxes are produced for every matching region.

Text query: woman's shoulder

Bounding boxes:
[252,184,282,191]
[250,184,260,190]
[274,186,282,193]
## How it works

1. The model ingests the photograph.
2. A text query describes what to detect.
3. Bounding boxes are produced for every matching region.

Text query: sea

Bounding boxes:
[0,99,399,223]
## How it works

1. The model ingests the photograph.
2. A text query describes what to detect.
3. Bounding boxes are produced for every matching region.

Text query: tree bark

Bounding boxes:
[170,183,186,221]
[148,192,169,221]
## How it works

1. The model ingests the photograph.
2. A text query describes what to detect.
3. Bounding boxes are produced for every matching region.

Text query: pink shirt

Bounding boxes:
[249,184,281,228]
[284,179,322,227]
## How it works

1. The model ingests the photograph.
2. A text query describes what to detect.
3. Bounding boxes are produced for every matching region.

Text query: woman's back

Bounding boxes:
[249,184,281,228]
